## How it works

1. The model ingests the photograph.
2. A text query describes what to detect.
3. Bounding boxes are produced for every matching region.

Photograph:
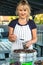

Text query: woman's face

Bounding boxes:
[18,5,29,19]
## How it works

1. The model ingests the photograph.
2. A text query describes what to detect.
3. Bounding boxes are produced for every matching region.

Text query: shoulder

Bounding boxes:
[8,18,18,28]
[28,19,35,24]
[28,19,37,30]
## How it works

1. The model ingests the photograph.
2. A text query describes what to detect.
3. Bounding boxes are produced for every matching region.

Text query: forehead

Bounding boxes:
[18,4,29,10]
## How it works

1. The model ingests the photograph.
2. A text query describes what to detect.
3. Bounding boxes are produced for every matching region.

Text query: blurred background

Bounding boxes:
[0,0,43,65]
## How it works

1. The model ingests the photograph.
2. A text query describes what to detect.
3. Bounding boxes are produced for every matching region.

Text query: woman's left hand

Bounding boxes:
[26,41,32,48]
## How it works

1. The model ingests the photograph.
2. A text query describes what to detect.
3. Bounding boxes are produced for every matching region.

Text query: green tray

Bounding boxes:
[21,61,33,65]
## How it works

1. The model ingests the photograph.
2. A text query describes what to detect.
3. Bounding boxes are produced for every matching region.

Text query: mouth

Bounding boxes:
[21,14,26,16]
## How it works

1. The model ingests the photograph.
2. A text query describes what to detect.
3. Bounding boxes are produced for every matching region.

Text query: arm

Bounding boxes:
[26,28,37,47]
[8,27,17,42]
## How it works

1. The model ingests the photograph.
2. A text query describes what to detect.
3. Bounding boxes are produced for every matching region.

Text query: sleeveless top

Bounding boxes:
[8,19,36,51]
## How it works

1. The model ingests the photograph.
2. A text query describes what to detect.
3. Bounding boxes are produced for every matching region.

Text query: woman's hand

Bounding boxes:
[8,27,17,42]
[25,41,32,48]
[8,34,17,42]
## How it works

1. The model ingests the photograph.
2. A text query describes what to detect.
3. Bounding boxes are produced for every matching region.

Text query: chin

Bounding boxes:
[20,17,26,19]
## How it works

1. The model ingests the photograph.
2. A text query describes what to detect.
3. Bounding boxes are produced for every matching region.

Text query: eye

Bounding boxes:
[19,9,22,11]
[24,9,26,11]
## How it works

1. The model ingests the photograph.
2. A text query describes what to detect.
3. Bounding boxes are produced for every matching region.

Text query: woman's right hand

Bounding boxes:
[8,34,17,42]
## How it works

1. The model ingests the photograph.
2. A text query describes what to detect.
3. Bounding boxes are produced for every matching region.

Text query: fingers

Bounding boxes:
[25,41,31,48]
[8,34,17,42]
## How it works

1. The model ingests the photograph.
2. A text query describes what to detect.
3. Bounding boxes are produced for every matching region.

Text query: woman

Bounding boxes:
[8,0,37,51]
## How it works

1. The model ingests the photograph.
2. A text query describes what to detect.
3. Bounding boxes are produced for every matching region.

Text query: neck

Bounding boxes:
[18,18,27,25]
[19,18,27,22]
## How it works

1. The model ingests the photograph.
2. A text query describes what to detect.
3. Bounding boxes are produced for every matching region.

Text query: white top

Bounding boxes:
[11,24,33,51]
[8,19,36,51]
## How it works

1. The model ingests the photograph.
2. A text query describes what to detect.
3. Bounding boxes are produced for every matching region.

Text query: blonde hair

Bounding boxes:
[16,0,31,20]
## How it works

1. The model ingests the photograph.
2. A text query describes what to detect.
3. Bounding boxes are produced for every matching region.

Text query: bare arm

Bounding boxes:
[8,27,17,42]
[26,29,37,47]
[31,29,37,43]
